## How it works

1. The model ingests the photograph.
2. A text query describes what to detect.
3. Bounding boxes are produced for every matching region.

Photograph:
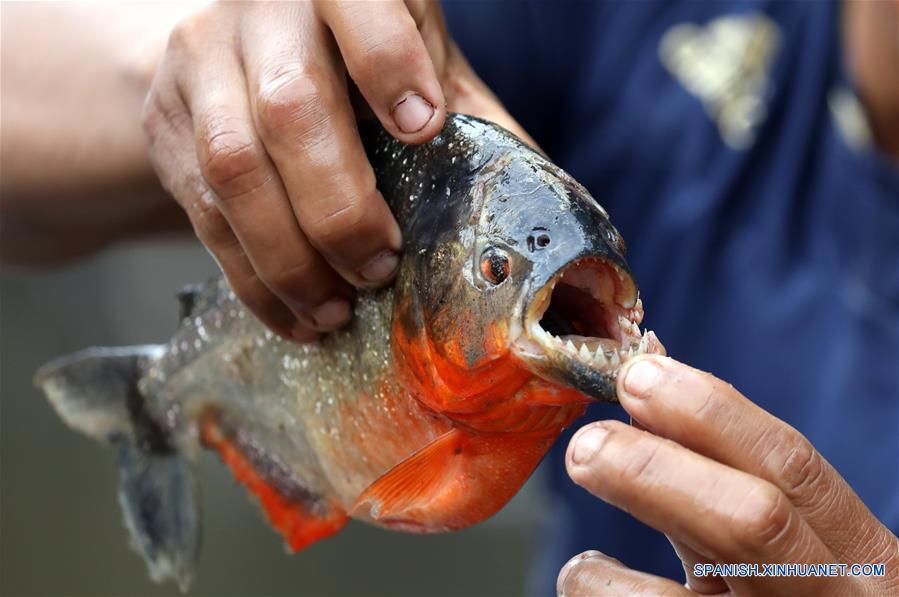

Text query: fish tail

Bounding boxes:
[35,346,200,591]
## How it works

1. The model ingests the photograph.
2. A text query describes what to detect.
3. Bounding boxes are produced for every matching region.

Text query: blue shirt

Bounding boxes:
[444,0,898,591]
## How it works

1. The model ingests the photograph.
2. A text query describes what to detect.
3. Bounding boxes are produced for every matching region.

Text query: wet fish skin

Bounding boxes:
[363,115,632,405]
[35,114,649,589]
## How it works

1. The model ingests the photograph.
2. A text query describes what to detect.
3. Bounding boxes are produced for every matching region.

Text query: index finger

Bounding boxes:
[566,420,835,595]
[242,16,403,289]
[616,355,890,561]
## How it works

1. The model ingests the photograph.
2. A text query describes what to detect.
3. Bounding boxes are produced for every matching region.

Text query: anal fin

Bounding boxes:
[352,428,553,532]
[200,418,347,551]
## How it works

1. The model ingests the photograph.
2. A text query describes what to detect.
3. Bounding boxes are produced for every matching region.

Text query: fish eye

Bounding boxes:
[479,247,510,285]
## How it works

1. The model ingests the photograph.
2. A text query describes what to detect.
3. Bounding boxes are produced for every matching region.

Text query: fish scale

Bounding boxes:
[147,281,445,506]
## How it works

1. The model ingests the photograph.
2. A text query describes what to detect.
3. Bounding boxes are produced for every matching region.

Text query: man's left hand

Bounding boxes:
[558,355,899,596]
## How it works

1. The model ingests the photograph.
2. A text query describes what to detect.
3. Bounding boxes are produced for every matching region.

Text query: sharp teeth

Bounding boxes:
[645,330,665,355]
[578,344,590,359]
[565,339,576,352]
[627,346,636,359]
[610,351,621,367]
[595,349,608,366]
[638,334,649,353]
[630,321,641,336]
[618,315,630,330]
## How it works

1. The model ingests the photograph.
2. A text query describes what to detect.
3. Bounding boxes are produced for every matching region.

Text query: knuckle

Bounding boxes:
[140,90,187,150]
[188,190,232,247]
[261,260,318,301]
[305,198,373,254]
[732,483,794,553]
[166,6,217,57]
[868,532,899,570]
[233,281,274,314]
[617,436,662,484]
[352,32,423,83]
[166,15,201,56]
[200,126,267,194]
[165,21,191,55]
[691,381,724,421]
[680,367,733,422]
[256,68,329,144]
[776,431,825,498]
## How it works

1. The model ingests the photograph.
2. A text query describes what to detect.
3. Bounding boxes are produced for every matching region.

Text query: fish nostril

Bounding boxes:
[527,233,552,252]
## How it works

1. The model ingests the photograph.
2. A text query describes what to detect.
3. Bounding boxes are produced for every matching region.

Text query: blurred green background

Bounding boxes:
[0,241,548,596]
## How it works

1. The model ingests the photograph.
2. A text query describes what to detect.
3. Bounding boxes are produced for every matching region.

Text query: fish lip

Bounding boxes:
[512,256,665,401]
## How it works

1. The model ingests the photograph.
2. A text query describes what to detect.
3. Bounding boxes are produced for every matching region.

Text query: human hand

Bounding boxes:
[143,1,524,341]
[557,355,899,596]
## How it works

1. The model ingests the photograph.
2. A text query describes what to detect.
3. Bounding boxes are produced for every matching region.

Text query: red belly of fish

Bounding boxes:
[201,319,587,549]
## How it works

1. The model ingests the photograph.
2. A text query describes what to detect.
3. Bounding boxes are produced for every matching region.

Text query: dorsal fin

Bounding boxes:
[176,284,204,320]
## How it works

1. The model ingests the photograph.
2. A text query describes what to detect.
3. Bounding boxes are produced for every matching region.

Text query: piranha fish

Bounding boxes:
[35,114,663,588]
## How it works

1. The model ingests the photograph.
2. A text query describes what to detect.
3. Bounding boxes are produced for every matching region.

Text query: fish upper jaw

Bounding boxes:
[511,256,665,402]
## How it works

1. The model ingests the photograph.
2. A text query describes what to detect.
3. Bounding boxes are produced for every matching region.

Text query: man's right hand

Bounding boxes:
[143,0,523,342]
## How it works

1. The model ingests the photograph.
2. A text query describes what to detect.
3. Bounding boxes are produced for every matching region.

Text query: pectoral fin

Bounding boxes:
[352,428,554,532]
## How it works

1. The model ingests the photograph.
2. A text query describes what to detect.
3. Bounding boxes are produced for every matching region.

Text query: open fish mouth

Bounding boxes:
[513,257,665,399]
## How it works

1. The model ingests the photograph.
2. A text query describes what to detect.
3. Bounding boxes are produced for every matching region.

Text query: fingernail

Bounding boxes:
[392,93,435,134]
[622,358,662,399]
[360,251,399,284]
[571,426,607,465]
[309,298,352,330]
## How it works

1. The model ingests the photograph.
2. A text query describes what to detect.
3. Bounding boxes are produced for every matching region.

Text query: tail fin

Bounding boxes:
[35,346,200,591]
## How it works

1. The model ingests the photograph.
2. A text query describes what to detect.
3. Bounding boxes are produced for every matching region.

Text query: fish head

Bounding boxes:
[391,122,663,414]
[507,174,665,402]
[463,150,664,404]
